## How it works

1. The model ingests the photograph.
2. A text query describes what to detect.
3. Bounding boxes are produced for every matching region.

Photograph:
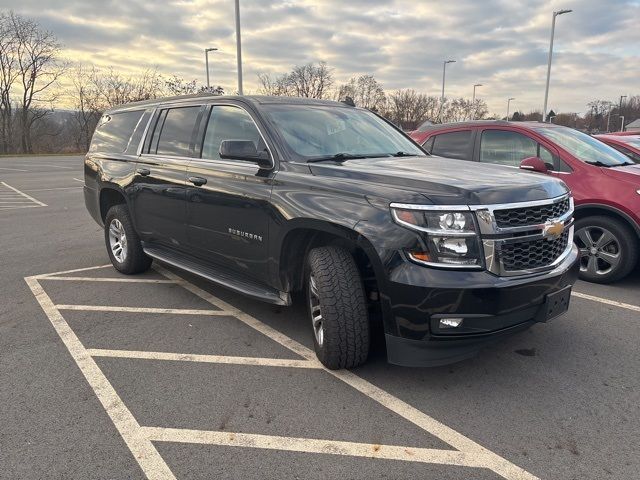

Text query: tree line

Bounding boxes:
[1,11,638,155]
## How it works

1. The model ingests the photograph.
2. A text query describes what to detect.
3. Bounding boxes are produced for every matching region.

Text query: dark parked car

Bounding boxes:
[84,95,578,369]
[411,121,640,283]
[594,134,640,163]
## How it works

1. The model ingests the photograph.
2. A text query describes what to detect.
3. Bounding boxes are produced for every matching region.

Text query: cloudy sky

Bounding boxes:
[3,0,639,114]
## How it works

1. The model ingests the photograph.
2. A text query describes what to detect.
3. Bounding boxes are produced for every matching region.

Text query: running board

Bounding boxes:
[143,246,291,306]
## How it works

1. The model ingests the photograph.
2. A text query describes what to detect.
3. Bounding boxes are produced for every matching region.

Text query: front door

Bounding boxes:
[186,104,275,283]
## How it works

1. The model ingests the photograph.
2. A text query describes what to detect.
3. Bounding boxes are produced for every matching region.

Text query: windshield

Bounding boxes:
[263,105,425,161]
[533,126,632,167]
[620,137,640,149]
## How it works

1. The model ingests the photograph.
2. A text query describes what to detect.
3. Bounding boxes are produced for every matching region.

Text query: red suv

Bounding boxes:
[410,121,640,283]
[594,134,640,163]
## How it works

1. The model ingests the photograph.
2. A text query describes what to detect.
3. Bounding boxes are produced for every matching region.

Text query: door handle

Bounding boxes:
[136,168,151,176]
[188,176,207,187]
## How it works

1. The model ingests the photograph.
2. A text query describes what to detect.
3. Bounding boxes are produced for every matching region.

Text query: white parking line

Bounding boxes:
[0,181,47,207]
[56,305,232,316]
[572,291,640,313]
[142,427,475,467]
[24,276,176,479]
[87,348,316,369]
[153,264,539,480]
[0,166,28,172]
[24,186,83,192]
[28,264,541,480]
[73,177,83,182]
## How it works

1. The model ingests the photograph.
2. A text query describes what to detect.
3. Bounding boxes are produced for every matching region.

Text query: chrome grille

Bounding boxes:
[494,197,570,228]
[501,229,571,271]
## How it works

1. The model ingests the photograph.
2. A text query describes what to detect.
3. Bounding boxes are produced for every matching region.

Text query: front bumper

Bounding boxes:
[383,244,580,367]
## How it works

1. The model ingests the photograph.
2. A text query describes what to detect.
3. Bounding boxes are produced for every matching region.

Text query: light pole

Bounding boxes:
[234,0,244,95]
[506,97,515,120]
[204,47,217,88]
[441,60,456,104]
[472,83,482,103]
[619,95,627,132]
[543,9,572,122]
[471,83,483,120]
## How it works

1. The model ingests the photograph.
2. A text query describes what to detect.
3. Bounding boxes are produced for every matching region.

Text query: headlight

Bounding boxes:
[390,205,483,268]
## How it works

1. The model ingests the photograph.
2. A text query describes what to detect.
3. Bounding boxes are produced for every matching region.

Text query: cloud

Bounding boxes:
[2,0,638,113]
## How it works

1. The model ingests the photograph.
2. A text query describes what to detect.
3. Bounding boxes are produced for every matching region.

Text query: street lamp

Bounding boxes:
[543,9,572,122]
[472,84,483,103]
[204,47,218,89]
[235,0,244,95]
[441,60,456,104]
[619,95,627,132]
[506,97,515,120]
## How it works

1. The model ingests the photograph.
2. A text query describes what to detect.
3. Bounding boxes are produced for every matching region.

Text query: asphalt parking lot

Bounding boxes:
[1,155,639,480]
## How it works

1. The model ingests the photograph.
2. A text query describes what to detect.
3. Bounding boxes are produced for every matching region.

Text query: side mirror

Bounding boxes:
[520,156,548,173]
[219,140,272,168]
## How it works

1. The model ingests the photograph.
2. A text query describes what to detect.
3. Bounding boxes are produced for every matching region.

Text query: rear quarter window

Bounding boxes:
[89,110,144,153]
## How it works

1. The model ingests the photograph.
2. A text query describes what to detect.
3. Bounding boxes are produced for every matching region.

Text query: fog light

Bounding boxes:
[439,318,463,328]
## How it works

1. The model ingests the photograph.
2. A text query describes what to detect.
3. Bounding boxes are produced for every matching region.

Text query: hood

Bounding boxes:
[309,156,569,205]
[602,164,640,185]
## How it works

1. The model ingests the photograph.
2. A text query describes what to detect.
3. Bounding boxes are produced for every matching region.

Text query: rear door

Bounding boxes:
[185,104,275,283]
[132,104,205,248]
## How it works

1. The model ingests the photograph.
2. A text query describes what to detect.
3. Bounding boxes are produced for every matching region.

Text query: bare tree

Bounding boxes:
[336,75,386,111]
[258,61,333,99]
[10,12,65,153]
[0,12,20,154]
[383,89,440,130]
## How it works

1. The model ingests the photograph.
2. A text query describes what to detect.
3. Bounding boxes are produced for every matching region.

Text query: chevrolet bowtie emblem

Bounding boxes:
[542,221,565,241]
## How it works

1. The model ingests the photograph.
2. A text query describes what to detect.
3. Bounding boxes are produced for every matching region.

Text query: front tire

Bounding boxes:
[574,216,638,283]
[306,246,370,369]
[104,204,152,274]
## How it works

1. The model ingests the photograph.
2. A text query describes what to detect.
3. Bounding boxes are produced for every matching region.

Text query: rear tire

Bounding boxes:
[306,246,370,369]
[574,215,638,284]
[104,204,152,274]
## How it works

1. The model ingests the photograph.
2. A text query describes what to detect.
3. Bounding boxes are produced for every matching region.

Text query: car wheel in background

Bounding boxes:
[575,216,638,284]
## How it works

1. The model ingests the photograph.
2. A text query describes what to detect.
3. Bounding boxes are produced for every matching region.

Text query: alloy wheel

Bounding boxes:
[108,218,128,263]
[308,273,324,347]
[575,226,621,276]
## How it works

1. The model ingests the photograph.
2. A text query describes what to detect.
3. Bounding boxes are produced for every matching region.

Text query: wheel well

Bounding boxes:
[279,228,380,300]
[574,206,640,240]
[99,188,127,222]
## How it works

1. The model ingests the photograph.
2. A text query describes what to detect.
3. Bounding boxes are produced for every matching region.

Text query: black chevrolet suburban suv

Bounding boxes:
[84,94,579,369]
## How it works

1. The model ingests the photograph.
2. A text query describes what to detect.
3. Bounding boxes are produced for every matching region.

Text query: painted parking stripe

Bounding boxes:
[142,426,475,467]
[36,264,112,278]
[42,276,176,284]
[0,166,29,172]
[28,263,540,480]
[0,181,47,207]
[87,348,317,369]
[24,276,176,479]
[56,305,232,316]
[24,186,83,192]
[153,264,539,480]
[73,177,83,182]
[572,291,640,313]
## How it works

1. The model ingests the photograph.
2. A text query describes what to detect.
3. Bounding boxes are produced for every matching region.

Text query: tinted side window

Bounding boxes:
[422,136,435,153]
[90,110,144,153]
[202,106,262,160]
[480,130,537,167]
[155,106,201,157]
[610,144,640,163]
[431,131,472,160]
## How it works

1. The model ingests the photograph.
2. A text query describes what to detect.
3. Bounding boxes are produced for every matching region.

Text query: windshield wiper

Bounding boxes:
[307,153,372,163]
[584,160,612,167]
[391,151,416,157]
